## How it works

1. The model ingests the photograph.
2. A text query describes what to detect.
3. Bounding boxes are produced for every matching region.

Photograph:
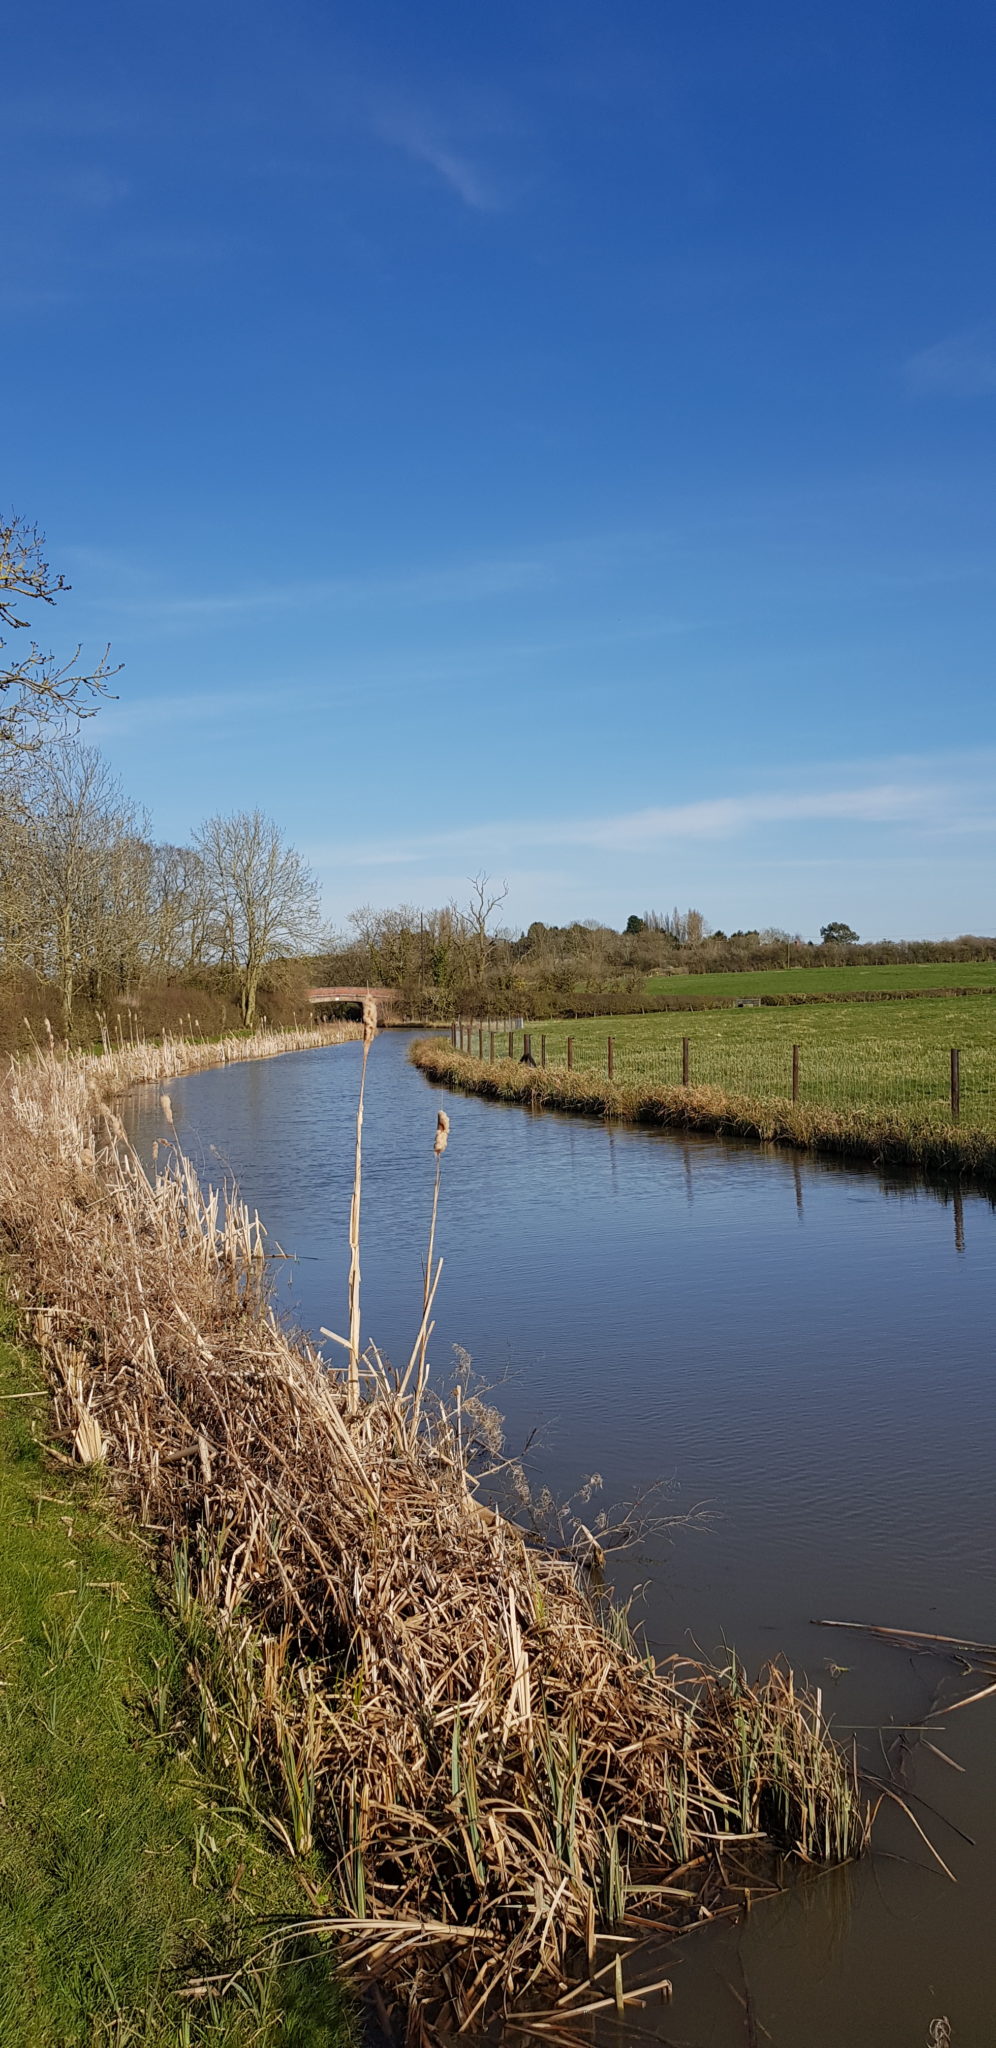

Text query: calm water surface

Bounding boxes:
[126,1032,996,2046]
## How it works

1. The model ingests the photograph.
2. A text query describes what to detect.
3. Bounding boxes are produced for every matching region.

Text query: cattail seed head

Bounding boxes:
[160,1092,175,1127]
[434,1110,450,1155]
[362,995,378,1044]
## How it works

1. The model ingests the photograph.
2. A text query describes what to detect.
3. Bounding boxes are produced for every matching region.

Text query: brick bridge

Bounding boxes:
[307,986,400,1020]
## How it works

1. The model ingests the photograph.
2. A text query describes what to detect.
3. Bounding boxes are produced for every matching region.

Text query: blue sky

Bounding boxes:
[5,0,995,938]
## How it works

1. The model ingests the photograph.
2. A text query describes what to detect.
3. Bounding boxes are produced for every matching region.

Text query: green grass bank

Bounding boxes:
[643,960,996,1000]
[0,1315,357,2048]
[513,997,996,1129]
[412,1040,996,1181]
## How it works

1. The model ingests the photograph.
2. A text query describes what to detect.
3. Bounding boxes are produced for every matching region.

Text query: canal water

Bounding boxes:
[125,1031,996,2046]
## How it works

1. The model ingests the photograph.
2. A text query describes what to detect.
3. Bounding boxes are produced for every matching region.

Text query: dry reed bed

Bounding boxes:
[0,1038,866,2043]
[78,1018,364,1091]
[412,1041,996,1182]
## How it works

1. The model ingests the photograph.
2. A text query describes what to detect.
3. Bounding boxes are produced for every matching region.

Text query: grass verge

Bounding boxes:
[0,1310,357,2048]
[412,1040,996,1181]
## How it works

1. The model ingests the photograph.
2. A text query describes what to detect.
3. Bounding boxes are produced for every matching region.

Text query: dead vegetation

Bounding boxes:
[0,1027,870,2043]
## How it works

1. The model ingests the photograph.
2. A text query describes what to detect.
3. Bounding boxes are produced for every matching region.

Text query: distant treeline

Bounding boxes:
[314,903,996,1023]
[0,739,322,1048]
[671,936,996,973]
[5,729,995,1053]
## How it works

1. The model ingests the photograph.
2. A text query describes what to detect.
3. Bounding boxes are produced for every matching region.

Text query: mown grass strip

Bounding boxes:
[0,1312,357,2048]
[412,1041,996,1181]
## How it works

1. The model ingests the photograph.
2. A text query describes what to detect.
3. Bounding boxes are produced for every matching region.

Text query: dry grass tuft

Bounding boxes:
[0,1032,868,2042]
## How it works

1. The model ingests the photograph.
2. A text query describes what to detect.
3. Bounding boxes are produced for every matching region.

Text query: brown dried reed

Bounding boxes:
[0,1033,868,2043]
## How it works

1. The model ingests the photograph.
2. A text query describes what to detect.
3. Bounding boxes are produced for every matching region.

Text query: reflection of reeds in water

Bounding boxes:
[0,1036,869,2042]
[414,1038,996,1181]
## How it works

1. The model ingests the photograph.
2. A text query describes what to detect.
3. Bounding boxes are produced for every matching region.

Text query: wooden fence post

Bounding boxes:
[451,1021,456,1047]
[792,1043,800,1103]
[540,1033,547,1068]
[489,1030,495,1062]
[478,1027,483,1058]
[951,1047,961,1123]
[524,1032,532,1061]
[567,1036,574,1071]
[682,1036,690,1086]
[509,1030,515,1059]
[607,1035,614,1079]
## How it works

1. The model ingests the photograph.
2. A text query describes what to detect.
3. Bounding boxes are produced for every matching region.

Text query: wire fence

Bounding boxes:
[450,1023,996,1129]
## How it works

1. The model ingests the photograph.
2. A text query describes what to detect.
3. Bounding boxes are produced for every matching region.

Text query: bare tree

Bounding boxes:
[466,872,509,978]
[1,513,120,753]
[10,741,148,1031]
[146,844,213,977]
[194,810,320,1026]
[0,783,40,976]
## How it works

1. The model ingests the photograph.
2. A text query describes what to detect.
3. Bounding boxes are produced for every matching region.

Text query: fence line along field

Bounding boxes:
[455,995,996,1129]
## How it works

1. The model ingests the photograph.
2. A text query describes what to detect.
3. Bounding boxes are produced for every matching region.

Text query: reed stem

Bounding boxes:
[346,1038,370,1415]
[346,997,379,1415]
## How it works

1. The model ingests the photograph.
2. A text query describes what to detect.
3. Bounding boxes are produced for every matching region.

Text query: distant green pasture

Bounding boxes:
[643,961,996,1000]
[525,997,996,1126]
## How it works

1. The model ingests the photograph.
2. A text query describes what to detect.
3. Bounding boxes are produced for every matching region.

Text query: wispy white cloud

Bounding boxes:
[55,166,130,209]
[305,758,996,873]
[544,783,950,851]
[77,520,689,634]
[4,93,147,139]
[0,283,73,316]
[904,326,996,398]
[97,687,281,737]
[98,553,550,627]
[373,105,502,211]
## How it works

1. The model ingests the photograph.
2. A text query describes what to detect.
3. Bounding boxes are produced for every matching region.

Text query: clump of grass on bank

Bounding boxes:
[0,1314,356,2048]
[412,1040,996,1181]
[0,1035,869,2042]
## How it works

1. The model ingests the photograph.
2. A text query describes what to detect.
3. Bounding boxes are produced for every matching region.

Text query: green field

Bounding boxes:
[523,996,996,1126]
[0,1316,355,2048]
[643,961,996,1000]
